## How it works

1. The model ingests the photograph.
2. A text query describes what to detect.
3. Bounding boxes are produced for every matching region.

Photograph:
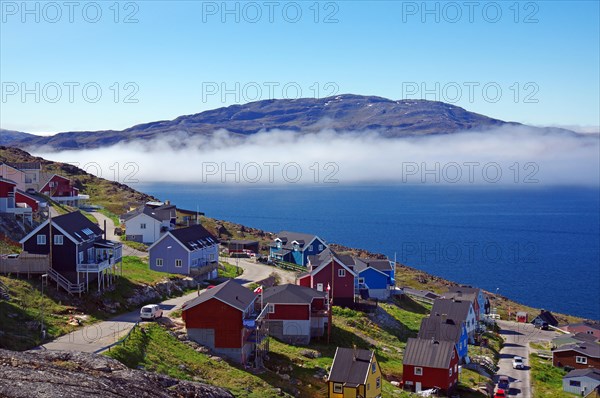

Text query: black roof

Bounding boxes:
[352,257,392,273]
[182,280,255,312]
[308,248,353,270]
[532,310,559,326]
[272,231,320,251]
[52,211,102,243]
[431,298,473,323]
[263,284,326,305]
[169,225,218,251]
[328,347,374,387]
[418,315,463,344]
[6,162,41,170]
[403,338,456,368]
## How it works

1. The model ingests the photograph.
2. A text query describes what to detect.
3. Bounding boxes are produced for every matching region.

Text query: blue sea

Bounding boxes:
[137,183,600,320]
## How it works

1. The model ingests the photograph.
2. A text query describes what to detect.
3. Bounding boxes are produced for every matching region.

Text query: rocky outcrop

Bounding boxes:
[0,349,234,398]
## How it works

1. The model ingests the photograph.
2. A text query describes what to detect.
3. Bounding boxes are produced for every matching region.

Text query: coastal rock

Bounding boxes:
[0,349,234,398]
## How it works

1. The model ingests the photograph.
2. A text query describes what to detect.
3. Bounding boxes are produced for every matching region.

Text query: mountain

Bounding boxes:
[0,129,39,146]
[0,94,577,150]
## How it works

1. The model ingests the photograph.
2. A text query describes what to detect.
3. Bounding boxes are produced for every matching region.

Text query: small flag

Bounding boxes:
[326,283,331,291]
[254,285,263,294]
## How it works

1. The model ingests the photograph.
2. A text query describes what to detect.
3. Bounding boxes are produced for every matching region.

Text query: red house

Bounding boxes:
[0,178,32,222]
[182,280,260,364]
[564,322,600,338]
[15,190,41,212]
[297,249,357,306]
[40,174,87,207]
[402,338,459,394]
[261,284,328,345]
[553,342,600,370]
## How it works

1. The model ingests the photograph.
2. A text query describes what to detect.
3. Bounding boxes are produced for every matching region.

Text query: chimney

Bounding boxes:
[441,313,447,323]
[165,200,171,205]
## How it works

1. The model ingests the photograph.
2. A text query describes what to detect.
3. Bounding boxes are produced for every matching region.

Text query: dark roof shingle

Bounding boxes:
[169,225,218,251]
[263,284,326,305]
[182,280,255,312]
[328,347,374,386]
[403,338,456,368]
[430,298,472,324]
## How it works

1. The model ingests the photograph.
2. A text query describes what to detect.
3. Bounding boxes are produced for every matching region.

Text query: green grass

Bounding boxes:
[529,351,577,398]
[0,275,100,350]
[98,209,121,227]
[105,323,286,397]
[218,261,241,278]
[119,236,148,252]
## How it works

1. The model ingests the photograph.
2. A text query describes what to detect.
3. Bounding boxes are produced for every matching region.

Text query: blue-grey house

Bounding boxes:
[445,286,490,322]
[269,231,327,267]
[418,314,469,364]
[352,257,395,300]
[148,224,219,278]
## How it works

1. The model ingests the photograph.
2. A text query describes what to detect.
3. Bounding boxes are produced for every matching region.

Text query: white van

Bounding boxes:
[140,304,163,320]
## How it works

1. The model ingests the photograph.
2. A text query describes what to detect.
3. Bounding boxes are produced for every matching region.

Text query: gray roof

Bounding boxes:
[182,280,255,312]
[328,347,374,387]
[403,338,456,368]
[402,287,440,300]
[272,231,320,251]
[567,322,600,331]
[442,291,478,304]
[169,224,218,251]
[564,368,600,381]
[553,342,600,358]
[447,286,482,295]
[418,315,463,344]
[308,248,353,269]
[263,284,326,305]
[122,204,176,222]
[352,257,392,274]
[553,333,599,347]
[431,298,472,323]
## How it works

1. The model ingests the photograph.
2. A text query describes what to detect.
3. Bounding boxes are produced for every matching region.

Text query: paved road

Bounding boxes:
[39,257,297,353]
[222,256,296,285]
[495,320,559,398]
[91,211,147,258]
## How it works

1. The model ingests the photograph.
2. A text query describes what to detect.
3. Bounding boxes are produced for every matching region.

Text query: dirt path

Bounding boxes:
[91,212,147,258]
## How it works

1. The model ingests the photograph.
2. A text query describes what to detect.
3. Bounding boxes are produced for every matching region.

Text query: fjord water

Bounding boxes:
[138,184,600,320]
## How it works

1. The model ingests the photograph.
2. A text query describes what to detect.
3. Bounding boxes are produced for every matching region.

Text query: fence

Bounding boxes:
[101,321,140,354]
[0,252,49,276]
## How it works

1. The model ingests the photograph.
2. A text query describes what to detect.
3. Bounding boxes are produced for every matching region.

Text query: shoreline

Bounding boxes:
[199,216,589,324]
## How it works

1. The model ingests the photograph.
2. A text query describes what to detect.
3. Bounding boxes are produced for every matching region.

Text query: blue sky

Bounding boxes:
[1,0,599,133]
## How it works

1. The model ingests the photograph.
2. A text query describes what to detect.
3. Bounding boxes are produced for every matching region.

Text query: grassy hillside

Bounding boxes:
[0,146,154,214]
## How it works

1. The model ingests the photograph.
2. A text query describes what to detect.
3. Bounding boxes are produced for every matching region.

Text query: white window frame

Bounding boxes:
[318,244,324,251]
[308,245,313,251]
[175,259,182,268]
[37,234,46,245]
[449,368,453,376]
[376,377,381,389]
[316,283,324,292]
[358,277,365,284]
[268,304,275,313]
[338,269,346,277]
[371,362,377,373]
[54,235,63,245]
[576,356,588,364]
[78,251,84,263]
[333,383,343,393]
[140,223,146,229]
[156,258,163,267]
[414,367,423,376]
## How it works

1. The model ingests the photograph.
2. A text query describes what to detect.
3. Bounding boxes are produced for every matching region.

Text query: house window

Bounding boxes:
[371,362,377,373]
[192,259,197,266]
[575,356,588,364]
[318,244,323,251]
[376,377,381,389]
[338,269,346,277]
[78,251,84,263]
[268,304,275,313]
[54,235,63,245]
[140,223,146,229]
[569,380,581,387]
[333,383,343,393]
[449,368,453,377]
[156,258,163,267]
[414,367,423,376]
[37,234,46,245]
[358,277,365,284]
[209,253,215,261]
[175,259,182,267]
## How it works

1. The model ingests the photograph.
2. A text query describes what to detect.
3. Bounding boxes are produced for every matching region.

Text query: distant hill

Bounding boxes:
[0,146,155,214]
[0,94,578,150]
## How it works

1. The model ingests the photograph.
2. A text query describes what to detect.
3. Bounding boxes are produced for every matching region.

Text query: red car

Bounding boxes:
[494,389,506,398]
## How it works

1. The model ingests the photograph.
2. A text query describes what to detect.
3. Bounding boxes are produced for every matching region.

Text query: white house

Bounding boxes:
[122,203,177,244]
[431,298,478,342]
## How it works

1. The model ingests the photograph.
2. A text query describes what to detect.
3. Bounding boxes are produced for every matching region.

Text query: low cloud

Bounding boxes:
[32,126,600,186]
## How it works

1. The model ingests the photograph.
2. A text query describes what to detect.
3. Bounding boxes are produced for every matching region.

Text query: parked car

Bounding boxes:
[497,375,510,390]
[512,356,524,369]
[494,388,506,398]
[140,304,163,320]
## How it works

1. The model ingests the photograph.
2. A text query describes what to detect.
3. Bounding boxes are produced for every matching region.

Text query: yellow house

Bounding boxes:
[328,347,382,398]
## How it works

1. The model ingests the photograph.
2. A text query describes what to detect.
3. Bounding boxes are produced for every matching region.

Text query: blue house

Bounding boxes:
[148,224,219,279]
[269,231,327,267]
[352,257,395,300]
[418,314,469,363]
[445,286,490,321]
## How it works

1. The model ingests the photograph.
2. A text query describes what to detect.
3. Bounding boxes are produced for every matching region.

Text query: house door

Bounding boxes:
[416,382,422,392]
[316,283,323,292]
